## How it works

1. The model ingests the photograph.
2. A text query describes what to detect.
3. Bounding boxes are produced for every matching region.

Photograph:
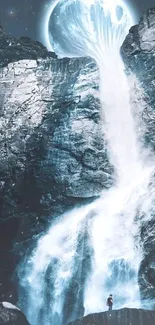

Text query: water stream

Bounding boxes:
[18,0,155,324]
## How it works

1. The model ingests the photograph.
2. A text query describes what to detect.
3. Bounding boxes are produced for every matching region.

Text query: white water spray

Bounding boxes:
[18,1,155,324]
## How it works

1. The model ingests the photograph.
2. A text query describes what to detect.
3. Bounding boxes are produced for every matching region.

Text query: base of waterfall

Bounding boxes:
[68,308,155,325]
[1,305,155,325]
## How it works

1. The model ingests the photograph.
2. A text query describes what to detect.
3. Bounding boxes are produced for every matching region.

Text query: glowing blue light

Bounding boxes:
[42,0,135,58]
[43,0,60,51]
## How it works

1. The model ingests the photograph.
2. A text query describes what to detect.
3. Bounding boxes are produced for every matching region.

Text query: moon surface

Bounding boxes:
[43,0,135,58]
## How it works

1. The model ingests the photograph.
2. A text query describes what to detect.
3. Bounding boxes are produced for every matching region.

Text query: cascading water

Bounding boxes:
[18,0,155,324]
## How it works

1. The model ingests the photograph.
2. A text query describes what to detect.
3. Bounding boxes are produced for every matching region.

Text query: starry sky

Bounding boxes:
[1,0,155,47]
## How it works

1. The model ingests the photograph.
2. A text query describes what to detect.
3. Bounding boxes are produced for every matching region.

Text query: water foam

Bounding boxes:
[18,1,155,324]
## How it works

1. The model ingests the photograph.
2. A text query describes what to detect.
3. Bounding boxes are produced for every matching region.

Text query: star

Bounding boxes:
[7,8,16,17]
[44,2,50,9]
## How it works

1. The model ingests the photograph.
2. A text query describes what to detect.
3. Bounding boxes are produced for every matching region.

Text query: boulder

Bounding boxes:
[0,302,30,325]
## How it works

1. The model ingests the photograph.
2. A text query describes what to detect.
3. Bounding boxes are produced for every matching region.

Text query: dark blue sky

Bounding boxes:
[0,0,155,45]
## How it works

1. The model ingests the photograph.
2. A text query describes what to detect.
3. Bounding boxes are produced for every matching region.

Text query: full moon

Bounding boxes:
[43,0,134,59]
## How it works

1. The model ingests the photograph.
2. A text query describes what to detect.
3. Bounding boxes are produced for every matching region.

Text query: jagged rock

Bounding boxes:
[0,302,30,325]
[68,308,155,325]
[0,58,112,217]
[138,220,155,307]
[0,28,113,300]
[121,7,155,306]
[0,28,57,68]
[121,7,155,150]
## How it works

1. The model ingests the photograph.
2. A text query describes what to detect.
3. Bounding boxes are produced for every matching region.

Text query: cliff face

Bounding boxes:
[1,7,155,310]
[0,57,111,217]
[0,29,113,300]
[121,7,155,149]
[121,8,155,306]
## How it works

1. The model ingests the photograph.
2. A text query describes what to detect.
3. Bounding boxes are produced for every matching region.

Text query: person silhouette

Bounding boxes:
[107,294,113,311]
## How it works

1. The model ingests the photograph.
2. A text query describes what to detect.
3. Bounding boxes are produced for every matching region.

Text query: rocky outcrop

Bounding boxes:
[138,220,155,308]
[121,7,155,306]
[0,58,112,218]
[121,7,155,149]
[0,25,57,67]
[68,308,155,325]
[0,302,30,325]
[0,29,113,300]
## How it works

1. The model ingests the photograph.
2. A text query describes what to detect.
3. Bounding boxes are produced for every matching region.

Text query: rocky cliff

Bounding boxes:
[121,7,155,307]
[121,7,155,150]
[0,27,113,301]
[1,5,155,312]
[0,23,57,67]
[68,308,155,325]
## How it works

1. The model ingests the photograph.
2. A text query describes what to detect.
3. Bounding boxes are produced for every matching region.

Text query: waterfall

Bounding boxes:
[18,0,155,324]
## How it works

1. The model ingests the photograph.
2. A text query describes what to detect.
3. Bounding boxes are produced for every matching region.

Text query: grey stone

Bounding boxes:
[0,302,30,325]
[0,30,113,300]
[121,7,155,150]
[121,7,155,305]
[0,56,112,218]
[68,308,155,325]
[0,25,56,68]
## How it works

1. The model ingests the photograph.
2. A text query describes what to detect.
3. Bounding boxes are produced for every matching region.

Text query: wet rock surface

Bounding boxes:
[1,6,155,311]
[121,7,155,305]
[121,7,155,150]
[68,308,155,325]
[0,29,113,301]
[0,302,30,325]
[0,57,113,219]
[138,220,155,307]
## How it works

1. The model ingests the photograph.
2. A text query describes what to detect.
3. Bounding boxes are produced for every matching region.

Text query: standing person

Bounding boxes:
[107,294,113,311]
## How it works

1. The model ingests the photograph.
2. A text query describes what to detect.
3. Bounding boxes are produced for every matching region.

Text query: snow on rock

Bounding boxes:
[0,301,30,325]
[2,302,20,310]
